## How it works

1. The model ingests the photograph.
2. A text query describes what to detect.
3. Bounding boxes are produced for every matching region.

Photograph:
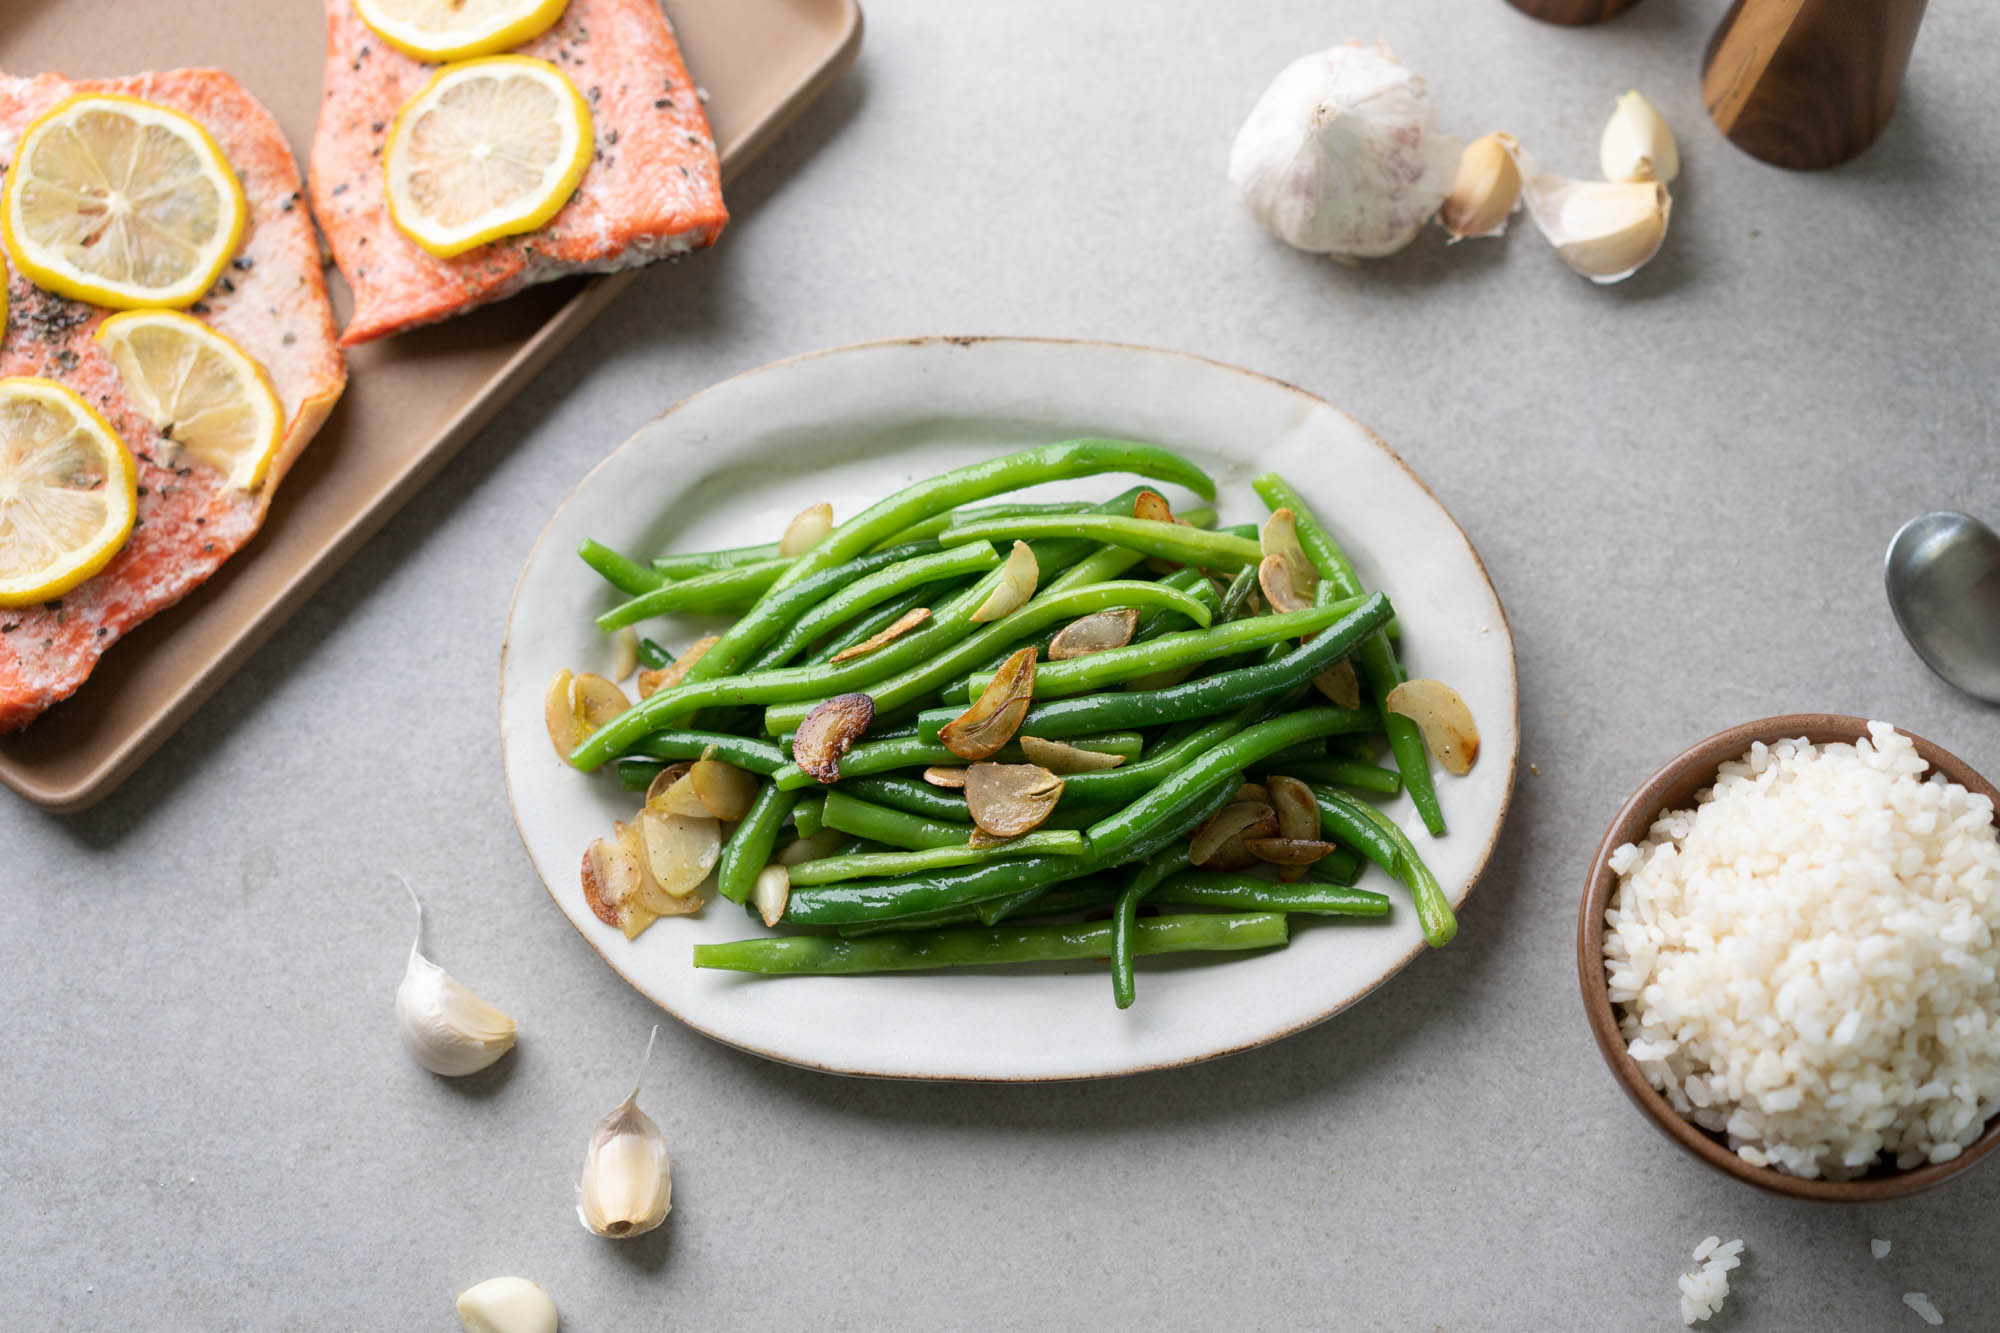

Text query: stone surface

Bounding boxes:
[5,0,1998,1328]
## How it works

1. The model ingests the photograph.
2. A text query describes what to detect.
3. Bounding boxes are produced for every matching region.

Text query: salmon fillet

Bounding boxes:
[0,68,346,733]
[312,0,728,346]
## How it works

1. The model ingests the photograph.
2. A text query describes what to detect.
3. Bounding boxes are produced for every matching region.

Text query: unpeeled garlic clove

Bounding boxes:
[578,1026,672,1239]
[1440,132,1522,240]
[456,1276,558,1333]
[1599,90,1678,184]
[1521,168,1671,284]
[394,877,517,1077]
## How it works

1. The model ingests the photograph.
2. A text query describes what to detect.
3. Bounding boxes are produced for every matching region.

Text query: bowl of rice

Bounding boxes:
[1579,714,2000,1201]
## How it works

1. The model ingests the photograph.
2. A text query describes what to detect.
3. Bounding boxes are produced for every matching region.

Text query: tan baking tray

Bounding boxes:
[0,0,862,812]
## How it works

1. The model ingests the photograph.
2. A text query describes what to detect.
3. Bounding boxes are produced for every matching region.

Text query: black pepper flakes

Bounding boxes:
[331,183,349,196]
[653,98,670,109]
[281,193,298,212]
[605,129,619,146]
[203,543,216,554]
[232,256,254,271]
[371,120,384,134]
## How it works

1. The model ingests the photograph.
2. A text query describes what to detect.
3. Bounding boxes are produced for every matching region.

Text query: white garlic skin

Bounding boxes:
[456,1276,558,1333]
[577,1095,673,1238]
[1228,43,1461,260]
[396,950,518,1077]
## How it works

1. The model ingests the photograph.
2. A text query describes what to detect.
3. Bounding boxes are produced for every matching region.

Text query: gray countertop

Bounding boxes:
[6,1,1999,1328]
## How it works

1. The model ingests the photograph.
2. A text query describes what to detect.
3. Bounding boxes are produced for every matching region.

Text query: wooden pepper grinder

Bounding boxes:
[1504,0,1642,23]
[1703,0,1929,169]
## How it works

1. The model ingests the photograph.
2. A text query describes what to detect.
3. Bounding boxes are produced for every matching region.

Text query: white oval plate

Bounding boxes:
[501,337,1518,1081]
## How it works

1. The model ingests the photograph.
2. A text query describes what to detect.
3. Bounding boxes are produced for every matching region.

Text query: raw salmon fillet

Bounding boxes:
[0,68,346,733]
[312,0,728,346]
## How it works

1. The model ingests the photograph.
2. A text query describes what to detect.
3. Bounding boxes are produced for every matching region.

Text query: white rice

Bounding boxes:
[1605,722,2000,1179]
[1679,1236,1742,1324]
[1903,1291,1945,1325]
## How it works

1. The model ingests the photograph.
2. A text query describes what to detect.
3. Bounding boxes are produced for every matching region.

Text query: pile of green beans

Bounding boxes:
[567,442,1459,1003]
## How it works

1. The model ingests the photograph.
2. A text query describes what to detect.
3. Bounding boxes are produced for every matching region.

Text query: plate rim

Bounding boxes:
[499,333,1519,1081]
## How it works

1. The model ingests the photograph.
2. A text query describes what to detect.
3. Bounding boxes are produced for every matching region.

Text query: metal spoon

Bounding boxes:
[1884,511,2000,704]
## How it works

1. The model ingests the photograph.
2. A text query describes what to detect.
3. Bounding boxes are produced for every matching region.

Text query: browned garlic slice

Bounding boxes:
[939,647,1036,759]
[971,542,1038,623]
[1017,734,1125,773]
[688,758,758,821]
[637,635,717,699]
[1312,659,1363,709]
[829,607,931,663]
[922,765,970,789]
[1048,608,1139,660]
[1190,801,1280,869]
[793,693,875,783]
[544,670,629,759]
[1385,677,1480,775]
[964,762,1064,838]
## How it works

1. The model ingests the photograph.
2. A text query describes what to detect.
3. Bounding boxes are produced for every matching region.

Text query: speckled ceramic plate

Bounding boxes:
[500,337,1518,1080]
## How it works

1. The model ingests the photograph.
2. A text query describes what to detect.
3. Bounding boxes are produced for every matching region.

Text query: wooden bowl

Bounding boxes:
[1578,713,2000,1201]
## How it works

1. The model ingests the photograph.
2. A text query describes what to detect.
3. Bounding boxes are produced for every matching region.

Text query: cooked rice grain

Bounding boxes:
[1606,723,2000,1179]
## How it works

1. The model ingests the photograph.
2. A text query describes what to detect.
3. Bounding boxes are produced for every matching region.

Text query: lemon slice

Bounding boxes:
[354,0,570,61]
[0,377,137,606]
[94,310,284,492]
[384,56,593,259]
[0,94,246,311]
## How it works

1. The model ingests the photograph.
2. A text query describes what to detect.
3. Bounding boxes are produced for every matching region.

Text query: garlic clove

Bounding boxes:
[780,502,833,558]
[394,877,517,1077]
[578,1026,672,1239]
[456,1277,558,1333]
[1228,41,1461,260]
[1440,132,1522,240]
[1599,90,1678,185]
[1520,167,1671,284]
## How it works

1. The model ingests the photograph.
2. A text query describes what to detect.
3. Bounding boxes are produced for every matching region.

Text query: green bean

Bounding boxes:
[1216,564,1259,620]
[716,783,798,904]
[1113,846,1193,1008]
[792,793,826,838]
[769,731,1144,790]
[636,637,672,670]
[1154,870,1390,917]
[680,442,1217,681]
[649,540,783,580]
[1252,472,1444,837]
[1057,713,1245,807]
[694,913,1287,976]
[616,759,661,790]
[620,731,789,774]
[820,790,970,851]
[578,538,663,594]
[1127,567,1223,645]
[758,579,1215,735]
[962,597,1370,702]
[748,542,1004,670]
[921,592,1391,742]
[1307,787,1400,874]
[837,775,972,821]
[875,498,1113,550]
[940,514,1262,569]
[1085,708,1366,854]
[592,556,791,631]
[1266,758,1403,796]
[1311,846,1365,885]
[837,880,1121,937]
[786,830,1086,886]
[1311,786,1455,946]
[570,569,1016,769]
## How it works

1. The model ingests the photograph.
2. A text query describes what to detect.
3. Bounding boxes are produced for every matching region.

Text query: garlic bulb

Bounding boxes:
[394,877,517,1077]
[1520,163,1671,284]
[577,1026,672,1238]
[1440,133,1521,241]
[1599,90,1679,184]
[456,1277,558,1333]
[1228,42,1461,260]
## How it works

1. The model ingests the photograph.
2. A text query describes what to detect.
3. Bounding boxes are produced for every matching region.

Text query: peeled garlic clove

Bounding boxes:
[971,541,1038,623]
[751,864,790,929]
[1385,677,1480,775]
[579,1027,672,1239]
[394,878,517,1077]
[1599,90,1678,184]
[456,1277,558,1333]
[1440,132,1521,240]
[1228,41,1461,260]
[1521,169,1671,284]
[780,502,833,557]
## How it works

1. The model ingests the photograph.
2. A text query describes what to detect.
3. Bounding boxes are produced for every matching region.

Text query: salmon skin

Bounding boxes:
[0,68,346,733]
[312,0,728,346]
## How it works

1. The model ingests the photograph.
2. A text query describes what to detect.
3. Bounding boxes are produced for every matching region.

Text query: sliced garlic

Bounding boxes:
[751,864,790,929]
[608,627,639,684]
[1385,677,1480,775]
[780,502,833,557]
[394,877,517,1077]
[971,541,1038,623]
[456,1276,558,1333]
[1599,90,1678,184]
[1440,132,1521,240]
[1521,168,1671,284]
[578,1026,672,1239]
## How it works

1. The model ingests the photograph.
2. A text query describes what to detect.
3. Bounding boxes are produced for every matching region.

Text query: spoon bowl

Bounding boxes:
[1884,511,2000,704]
